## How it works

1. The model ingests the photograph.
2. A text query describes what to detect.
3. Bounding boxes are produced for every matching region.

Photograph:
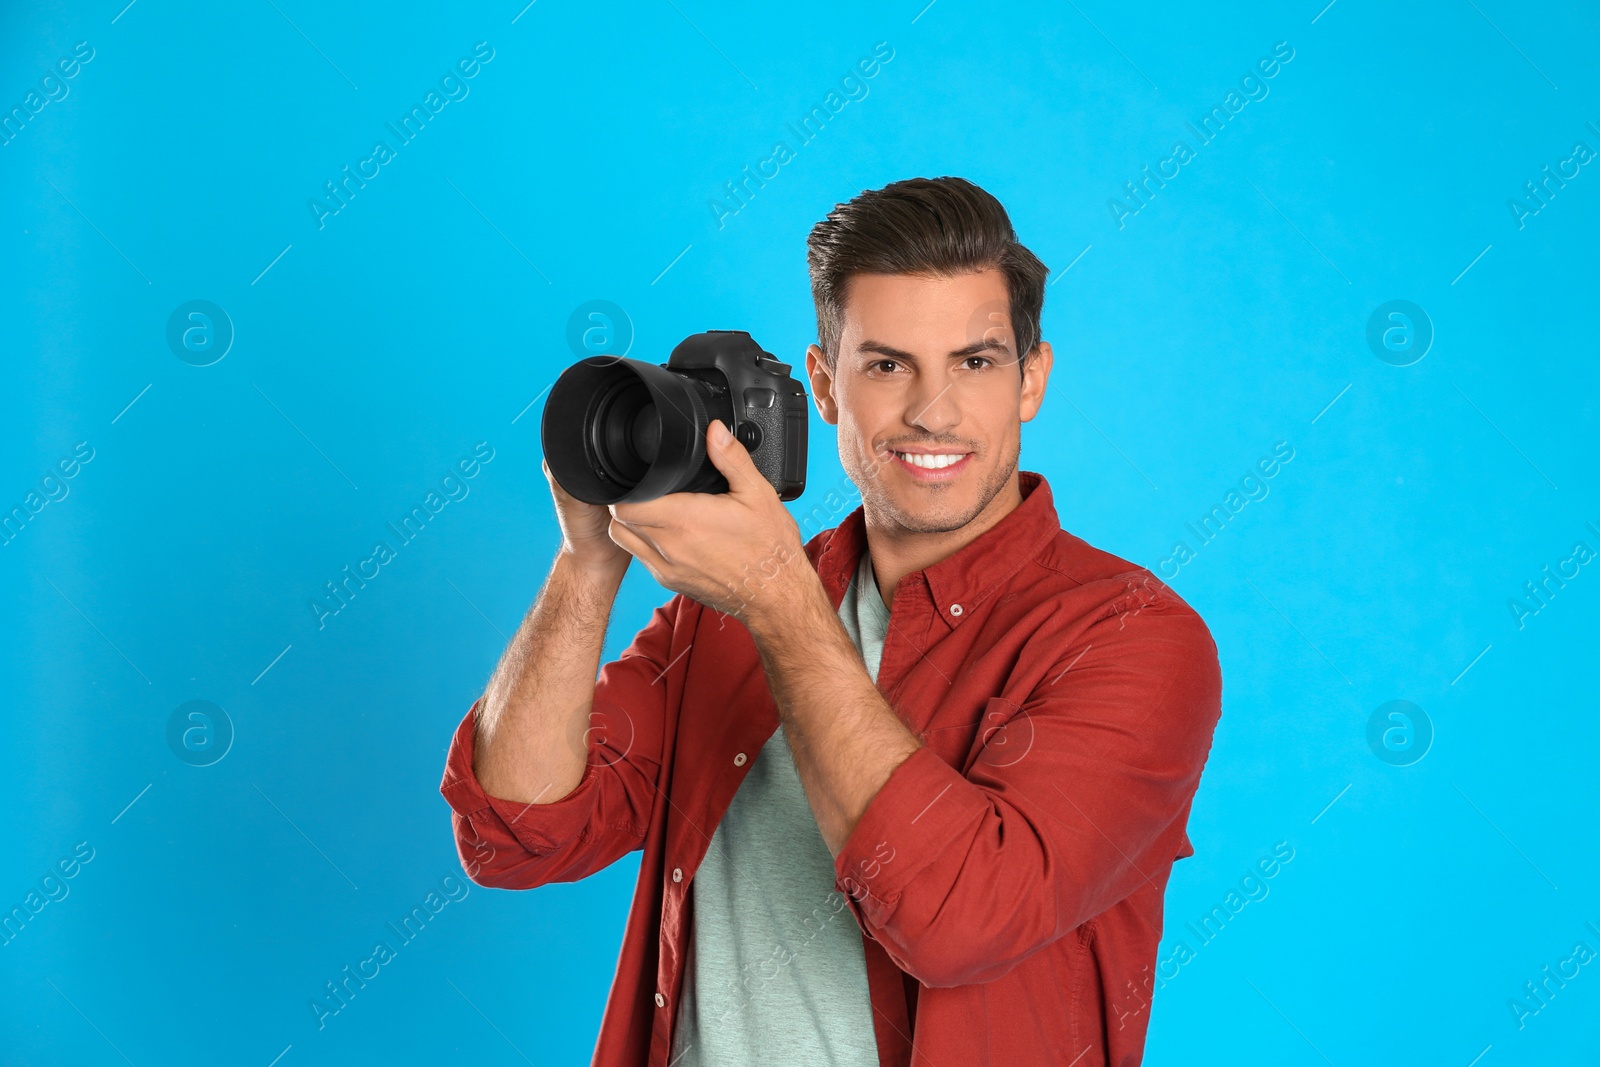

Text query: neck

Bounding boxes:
[865,468,1024,611]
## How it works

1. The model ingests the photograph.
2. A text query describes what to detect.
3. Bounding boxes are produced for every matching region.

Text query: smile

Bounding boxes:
[896,451,966,467]
[889,450,973,480]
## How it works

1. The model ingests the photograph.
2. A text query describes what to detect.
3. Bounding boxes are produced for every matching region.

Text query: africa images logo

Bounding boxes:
[307,42,496,229]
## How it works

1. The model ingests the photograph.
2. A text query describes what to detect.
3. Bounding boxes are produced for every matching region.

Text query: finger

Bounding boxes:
[543,459,586,509]
[609,516,669,567]
[610,501,673,530]
[704,420,768,498]
[609,523,668,587]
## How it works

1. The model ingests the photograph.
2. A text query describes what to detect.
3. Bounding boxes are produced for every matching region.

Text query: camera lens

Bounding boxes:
[591,376,658,484]
[543,356,717,504]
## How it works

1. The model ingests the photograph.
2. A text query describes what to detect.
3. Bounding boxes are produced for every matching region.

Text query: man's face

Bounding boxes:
[805,269,1052,536]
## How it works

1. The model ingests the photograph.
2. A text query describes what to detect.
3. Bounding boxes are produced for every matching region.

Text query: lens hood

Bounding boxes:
[542,356,714,504]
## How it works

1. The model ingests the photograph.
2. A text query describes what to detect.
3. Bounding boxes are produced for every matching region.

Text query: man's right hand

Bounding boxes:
[543,458,632,574]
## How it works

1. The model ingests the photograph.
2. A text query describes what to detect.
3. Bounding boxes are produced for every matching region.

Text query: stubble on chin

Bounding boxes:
[852,436,1020,537]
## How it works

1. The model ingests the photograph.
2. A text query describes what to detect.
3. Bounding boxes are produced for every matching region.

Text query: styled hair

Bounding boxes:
[805,176,1049,371]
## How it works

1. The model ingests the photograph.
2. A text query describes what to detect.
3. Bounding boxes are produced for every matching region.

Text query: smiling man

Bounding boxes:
[440,176,1223,1066]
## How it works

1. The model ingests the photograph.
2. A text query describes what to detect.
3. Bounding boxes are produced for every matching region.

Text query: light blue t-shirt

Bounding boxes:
[668,550,891,1066]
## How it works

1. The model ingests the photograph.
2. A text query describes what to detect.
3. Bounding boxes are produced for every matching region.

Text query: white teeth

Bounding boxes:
[894,451,966,469]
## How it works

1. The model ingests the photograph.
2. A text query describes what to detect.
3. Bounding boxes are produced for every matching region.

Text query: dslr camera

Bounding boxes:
[542,330,809,504]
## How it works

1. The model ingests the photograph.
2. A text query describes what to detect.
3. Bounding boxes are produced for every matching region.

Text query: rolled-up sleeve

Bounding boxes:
[831,583,1223,988]
[439,595,689,889]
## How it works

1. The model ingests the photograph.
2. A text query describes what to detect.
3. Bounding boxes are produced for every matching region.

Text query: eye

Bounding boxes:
[869,359,900,373]
[964,356,994,370]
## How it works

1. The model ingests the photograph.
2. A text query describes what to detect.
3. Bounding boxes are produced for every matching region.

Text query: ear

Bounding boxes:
[1019,340,1053,423]
[805,344,839,426]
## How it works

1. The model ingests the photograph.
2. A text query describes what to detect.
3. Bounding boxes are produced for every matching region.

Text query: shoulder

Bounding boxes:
[1033,529,1218,672]
[1018,536,1222,758]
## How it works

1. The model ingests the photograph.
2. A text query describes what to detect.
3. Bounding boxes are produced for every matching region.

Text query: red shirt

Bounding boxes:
[440,470,1223,1066]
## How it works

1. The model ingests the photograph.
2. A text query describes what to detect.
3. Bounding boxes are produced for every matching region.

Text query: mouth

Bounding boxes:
[887,448,974,483]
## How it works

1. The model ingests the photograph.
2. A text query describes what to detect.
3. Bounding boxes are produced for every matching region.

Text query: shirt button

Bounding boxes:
[950,603,963,616]
[733,752,747,766]
[672,867,683,882]
[655,992,666,1008]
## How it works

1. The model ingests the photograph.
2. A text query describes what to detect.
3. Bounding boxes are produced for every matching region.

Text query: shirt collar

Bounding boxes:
[812,470,1061,628]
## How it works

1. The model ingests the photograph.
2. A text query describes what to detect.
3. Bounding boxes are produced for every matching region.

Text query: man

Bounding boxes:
[439,176,1222,1066]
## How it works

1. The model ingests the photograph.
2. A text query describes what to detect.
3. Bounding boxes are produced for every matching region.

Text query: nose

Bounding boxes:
[906,372,960,436]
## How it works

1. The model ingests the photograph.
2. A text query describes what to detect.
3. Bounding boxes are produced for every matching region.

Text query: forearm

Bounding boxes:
[746,573,922,857]
[473,550,630,805]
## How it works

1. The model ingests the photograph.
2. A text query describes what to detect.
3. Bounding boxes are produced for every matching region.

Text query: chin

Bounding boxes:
[888,505,979,535]
[871,473,989,534]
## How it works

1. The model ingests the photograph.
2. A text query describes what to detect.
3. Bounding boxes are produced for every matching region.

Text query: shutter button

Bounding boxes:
[950,603,963,616]
[733,752,747,766]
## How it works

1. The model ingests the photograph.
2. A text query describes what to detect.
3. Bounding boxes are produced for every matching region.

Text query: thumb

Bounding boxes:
[705,420,764,496]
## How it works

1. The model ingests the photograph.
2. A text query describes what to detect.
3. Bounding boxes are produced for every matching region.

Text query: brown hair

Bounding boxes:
[805,176,1049,371]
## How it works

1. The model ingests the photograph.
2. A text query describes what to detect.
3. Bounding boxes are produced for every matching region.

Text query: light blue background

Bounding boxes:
[3,1,1597,1063]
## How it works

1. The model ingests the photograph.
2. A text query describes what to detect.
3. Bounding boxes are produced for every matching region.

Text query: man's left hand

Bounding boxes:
[606,420,811,624]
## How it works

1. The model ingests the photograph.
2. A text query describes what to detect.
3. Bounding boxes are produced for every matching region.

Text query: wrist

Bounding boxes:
[555,547,630,588]
[741,563,829,644]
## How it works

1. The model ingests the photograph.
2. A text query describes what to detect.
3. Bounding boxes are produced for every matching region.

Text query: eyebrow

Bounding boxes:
[856,337,1011,362]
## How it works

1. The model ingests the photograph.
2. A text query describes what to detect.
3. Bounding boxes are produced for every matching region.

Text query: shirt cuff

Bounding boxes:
[438,699,601,858]
[831,744,986,930]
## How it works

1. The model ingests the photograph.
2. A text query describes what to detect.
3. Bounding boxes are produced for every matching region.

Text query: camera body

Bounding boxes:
[659,331,809,498]
[542,330,809,504]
